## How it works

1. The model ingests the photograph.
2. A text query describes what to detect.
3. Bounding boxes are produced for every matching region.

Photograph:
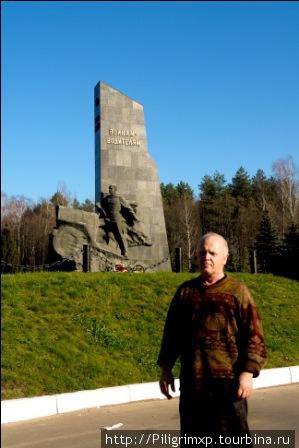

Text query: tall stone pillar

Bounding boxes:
[94,81,171,271]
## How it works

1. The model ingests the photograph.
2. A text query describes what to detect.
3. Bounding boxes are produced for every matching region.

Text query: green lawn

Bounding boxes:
[2,272,299,400]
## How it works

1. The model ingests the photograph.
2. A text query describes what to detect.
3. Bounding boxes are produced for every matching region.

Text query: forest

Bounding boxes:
[1,156,298,279]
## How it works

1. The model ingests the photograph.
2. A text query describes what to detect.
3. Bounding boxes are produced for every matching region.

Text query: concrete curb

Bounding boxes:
[1,366,298,424]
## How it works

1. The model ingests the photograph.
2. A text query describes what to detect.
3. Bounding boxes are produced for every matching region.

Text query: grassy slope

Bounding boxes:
[2,272,299,400]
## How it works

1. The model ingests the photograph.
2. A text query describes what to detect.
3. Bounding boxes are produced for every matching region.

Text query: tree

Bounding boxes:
[50,183,73,207]
[160,182,179,205]
[50,191,69,207]
[176,181,194,200]
[1,228,19,272]
[72,198,95,212]
[198,171,252,270]
[229,167,252,199]
[80,199,94,212]
[1,194,31,267]
[177,193,199,271]
[252,169,269,211]
[272,156,299,235]
[1,192,57,271]
[72,198,81,209]
[161,182,199,271]
[199,171,229,239]
[255,211,278,273]
[199,172,226,199]
[21,200,55,267]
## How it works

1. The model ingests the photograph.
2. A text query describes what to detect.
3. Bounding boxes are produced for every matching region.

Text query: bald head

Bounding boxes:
[199,232,229,257]
[198,233,229,282]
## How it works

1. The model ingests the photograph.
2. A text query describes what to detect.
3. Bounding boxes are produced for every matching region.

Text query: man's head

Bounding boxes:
[108,184,117,195]
[198,232,229,281]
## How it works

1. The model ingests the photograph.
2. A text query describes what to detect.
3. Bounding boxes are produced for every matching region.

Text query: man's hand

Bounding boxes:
[237,372,253,399]
[159,367,175,400]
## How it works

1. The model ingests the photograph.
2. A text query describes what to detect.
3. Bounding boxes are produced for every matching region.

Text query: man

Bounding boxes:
[97,185,137,257]
[157,232,267,443]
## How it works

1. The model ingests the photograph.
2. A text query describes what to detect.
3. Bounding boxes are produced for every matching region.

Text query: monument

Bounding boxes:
[52,81,171,272]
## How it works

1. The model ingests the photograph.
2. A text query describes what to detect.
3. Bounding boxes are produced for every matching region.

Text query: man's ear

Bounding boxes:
[224,252,229,265]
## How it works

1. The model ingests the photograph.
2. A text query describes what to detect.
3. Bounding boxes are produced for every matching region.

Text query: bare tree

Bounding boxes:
[272,156,299,235]
[1,194,32,264]
[176,194,200,271]
[50,182,73,207]
[1,192,57,270]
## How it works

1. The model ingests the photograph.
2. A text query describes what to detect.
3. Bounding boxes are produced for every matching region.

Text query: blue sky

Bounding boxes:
[2,1,299,202]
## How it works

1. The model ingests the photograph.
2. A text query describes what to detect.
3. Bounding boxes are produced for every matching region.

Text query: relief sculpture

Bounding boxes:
[52,185,152,270]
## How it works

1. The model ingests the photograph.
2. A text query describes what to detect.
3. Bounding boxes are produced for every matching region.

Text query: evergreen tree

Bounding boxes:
[160,182,179,205]
[72,198,95,212]
[229,167,252,199]
[255,212,278,273]
[199,171,229,239]
[176,181,194,199]
[199,171,226,199]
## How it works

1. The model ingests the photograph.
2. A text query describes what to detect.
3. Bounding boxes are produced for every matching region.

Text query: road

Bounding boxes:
[2,384,298,448]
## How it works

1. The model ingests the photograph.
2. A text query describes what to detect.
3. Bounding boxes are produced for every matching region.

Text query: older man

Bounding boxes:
[157,232,267,443]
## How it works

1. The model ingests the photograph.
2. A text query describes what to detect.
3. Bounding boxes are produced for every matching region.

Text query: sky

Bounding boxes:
[2,1,299,203]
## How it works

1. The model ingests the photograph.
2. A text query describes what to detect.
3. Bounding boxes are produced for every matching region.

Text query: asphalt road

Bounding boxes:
[2,384,298,448]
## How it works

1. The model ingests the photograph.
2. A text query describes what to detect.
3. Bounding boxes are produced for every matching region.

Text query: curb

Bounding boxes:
[2,366,299,425]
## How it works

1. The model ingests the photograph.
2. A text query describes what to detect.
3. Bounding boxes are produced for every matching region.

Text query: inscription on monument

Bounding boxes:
[107,128,140,146]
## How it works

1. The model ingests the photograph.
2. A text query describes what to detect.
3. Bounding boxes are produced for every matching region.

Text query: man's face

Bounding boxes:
[109,185,116,194]
[198,236,228,278]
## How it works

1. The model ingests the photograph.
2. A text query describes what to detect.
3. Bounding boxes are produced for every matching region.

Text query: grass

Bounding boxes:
[1,272,299,400]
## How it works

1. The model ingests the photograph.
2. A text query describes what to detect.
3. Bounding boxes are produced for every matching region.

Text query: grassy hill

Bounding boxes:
[2,272,299,400]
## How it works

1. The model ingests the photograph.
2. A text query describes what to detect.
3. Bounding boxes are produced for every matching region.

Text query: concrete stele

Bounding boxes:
[94,81,171,270]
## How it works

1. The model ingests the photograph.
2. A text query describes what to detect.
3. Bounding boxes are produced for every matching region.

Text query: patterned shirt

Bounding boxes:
[157,275,267,392]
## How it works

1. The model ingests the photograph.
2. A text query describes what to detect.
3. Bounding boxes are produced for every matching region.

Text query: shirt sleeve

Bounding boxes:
[157,288,184,369]
[239,285,267,378]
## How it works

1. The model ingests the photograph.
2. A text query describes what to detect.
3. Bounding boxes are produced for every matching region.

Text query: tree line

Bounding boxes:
[161,156,298,279]
[1,156,298,279]
[1,185,95,273]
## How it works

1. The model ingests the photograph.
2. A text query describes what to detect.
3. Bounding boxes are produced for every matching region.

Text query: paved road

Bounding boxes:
[2,384,298,448]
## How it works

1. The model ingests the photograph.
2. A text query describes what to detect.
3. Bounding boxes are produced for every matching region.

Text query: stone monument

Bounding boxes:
[52,81,171,272]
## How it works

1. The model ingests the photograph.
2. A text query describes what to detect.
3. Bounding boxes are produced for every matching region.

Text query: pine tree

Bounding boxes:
[160,183,179,206]
[199,171,226,199]
[255,212,278,273]
[229,167,252,199]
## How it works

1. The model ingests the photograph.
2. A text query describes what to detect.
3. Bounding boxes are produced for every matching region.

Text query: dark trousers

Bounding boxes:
[179,383,252,448]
